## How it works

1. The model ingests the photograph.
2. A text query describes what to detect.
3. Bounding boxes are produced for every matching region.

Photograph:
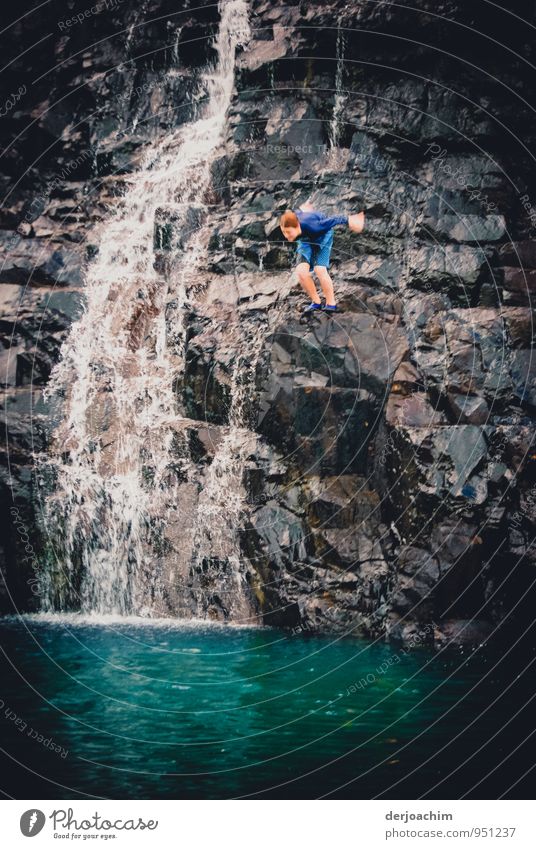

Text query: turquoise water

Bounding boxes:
[0,616,533,799]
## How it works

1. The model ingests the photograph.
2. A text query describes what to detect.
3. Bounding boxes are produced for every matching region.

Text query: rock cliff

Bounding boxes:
[1,0,535,647]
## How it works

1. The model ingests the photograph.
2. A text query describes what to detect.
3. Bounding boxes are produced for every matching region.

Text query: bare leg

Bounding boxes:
[296,262,321,303]
[314,266,336,306]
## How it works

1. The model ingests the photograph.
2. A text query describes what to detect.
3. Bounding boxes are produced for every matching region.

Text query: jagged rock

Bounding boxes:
[386,393,447,427]
[0,234,83,286]
[502,267,536,305]
[503,307,535,348]
[510,350,536,408]
[433,214,506,244]
[447,393,489,424]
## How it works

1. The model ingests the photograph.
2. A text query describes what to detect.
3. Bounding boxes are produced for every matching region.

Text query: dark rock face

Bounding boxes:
[1,0,535,646]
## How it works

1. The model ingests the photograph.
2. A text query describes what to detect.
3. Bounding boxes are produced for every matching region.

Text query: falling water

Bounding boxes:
[41,0,251,615]
[187,303,285,621]
[312,23,348,188]
[122,0,150,80]
[329,25,346,149]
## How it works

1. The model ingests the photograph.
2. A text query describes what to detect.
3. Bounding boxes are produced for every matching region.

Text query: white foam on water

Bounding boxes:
[4,612,262,631]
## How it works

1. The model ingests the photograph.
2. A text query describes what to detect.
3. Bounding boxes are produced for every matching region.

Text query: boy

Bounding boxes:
[280,205,365,313]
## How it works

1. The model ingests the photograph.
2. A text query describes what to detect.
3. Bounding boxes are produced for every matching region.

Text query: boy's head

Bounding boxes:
[280,210,301,242]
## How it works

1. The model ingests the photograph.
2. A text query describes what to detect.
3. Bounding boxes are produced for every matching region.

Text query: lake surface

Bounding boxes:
[0,615,533,799]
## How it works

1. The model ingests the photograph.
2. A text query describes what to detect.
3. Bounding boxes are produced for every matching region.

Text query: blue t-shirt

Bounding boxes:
[296,210,348,243]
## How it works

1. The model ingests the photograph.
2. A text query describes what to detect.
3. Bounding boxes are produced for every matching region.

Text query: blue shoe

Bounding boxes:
[302,301,322,314]
[322,303,338,313]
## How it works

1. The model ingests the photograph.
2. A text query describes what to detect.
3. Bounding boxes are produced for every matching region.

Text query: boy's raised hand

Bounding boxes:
[348,211,365,233]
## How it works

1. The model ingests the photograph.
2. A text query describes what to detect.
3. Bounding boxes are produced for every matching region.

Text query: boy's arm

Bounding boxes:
[321,211,366,233]
[296,210,364,236]
[321,214,349,230]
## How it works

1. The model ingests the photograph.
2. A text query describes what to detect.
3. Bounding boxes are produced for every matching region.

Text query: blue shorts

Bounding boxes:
[296,229,334,270]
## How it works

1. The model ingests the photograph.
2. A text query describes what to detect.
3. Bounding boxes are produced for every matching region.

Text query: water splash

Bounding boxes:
[41,0,251,615]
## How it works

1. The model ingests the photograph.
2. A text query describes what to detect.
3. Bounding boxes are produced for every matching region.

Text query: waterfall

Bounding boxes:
[40,0,251,616]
